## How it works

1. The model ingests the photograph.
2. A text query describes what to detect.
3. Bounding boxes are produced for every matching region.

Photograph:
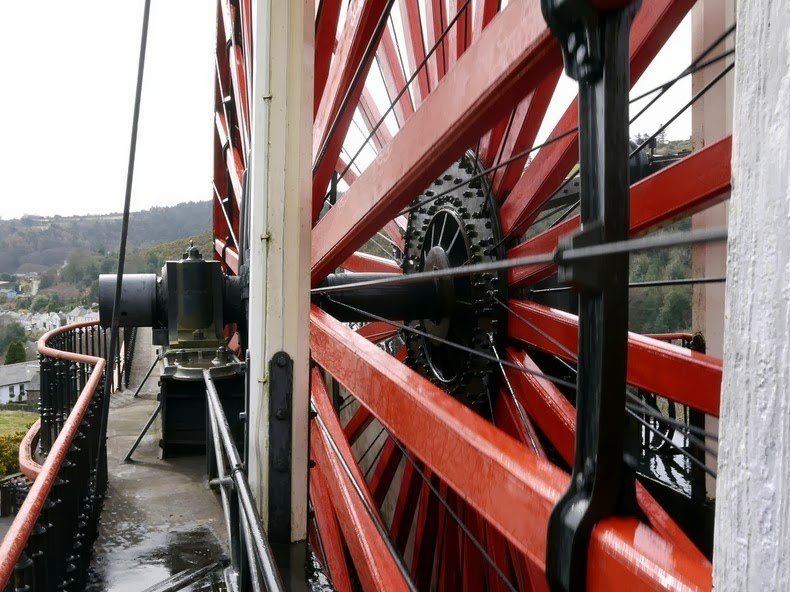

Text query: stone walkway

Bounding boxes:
[87,328,228,591]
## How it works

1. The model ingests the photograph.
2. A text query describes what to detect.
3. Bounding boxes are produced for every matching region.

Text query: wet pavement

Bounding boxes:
[88,329,229,591]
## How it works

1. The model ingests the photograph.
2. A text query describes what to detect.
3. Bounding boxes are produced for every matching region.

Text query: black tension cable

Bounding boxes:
[99,0,152,481]
[529,276,726,294]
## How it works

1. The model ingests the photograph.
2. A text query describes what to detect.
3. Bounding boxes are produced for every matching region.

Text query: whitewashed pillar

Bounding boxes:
[247,0,312,542]
[713,0,790,588]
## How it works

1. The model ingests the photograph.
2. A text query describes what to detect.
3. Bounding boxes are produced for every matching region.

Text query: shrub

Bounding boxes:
[0,432,25,478]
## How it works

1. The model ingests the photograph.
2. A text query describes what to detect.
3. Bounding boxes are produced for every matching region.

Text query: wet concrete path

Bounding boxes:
[87,329,228,591]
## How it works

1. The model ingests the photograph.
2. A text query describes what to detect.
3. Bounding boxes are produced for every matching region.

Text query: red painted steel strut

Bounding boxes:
[541,1,643,590]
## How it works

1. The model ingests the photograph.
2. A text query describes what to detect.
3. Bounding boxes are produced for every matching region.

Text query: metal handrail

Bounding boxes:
[0,321,107,588]
[204,369,285,592]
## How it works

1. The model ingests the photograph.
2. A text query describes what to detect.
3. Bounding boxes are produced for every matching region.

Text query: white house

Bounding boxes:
[65,307,99,325]
[0,363,35,405]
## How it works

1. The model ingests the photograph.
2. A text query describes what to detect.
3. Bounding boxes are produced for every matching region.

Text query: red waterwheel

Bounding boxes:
[214,0,730,589]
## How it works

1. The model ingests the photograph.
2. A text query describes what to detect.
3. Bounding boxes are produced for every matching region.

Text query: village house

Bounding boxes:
[65,306,99,325]
[0,362,37,406]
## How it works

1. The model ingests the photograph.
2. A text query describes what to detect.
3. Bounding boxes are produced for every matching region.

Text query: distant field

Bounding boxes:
[0,410,38,436]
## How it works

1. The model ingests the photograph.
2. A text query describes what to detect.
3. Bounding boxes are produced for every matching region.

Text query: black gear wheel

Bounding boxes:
[401,152,507,410]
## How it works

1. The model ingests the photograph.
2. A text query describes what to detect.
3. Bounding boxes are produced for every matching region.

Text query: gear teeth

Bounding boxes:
[402,152,506,410]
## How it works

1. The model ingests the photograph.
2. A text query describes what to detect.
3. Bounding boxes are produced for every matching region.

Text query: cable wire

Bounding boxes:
[99,0,152,487]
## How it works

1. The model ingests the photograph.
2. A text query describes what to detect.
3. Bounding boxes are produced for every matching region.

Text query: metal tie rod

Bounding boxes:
[122,402,161,463]
[311,227,728,295]
[140,560,225,592]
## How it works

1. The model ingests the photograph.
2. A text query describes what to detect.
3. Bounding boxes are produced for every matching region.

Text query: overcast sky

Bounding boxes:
[0,2,691,221]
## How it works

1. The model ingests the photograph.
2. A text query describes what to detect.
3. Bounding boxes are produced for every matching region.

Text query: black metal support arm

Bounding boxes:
[543,1,641,591]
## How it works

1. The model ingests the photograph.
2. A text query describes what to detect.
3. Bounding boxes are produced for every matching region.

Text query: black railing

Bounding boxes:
[204,369,285,592]
[0,321,110,591]
[122,326,138,388]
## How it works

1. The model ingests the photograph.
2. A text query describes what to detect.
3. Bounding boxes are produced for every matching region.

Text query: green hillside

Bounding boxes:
[0,201,212,274]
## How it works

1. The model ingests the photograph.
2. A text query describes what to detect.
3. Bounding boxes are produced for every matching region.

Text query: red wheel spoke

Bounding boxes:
[356,322,399,344]
[483,524,524,592]
[378,27,415,126]
[311,369,411,590]
[508,136,732,287]
[390,459,422,553]
[424,0,449,89]
[491,71,561,198]
[500,0,696,239]
[213,238,239,275]
[460,505,486,591]
[312,0,561,284]
[342,251,402,273]
[506,300,722,415]
[382,219,406,250]
[315,0,343,115]
[411,471,442,588]
[396,0,430,107]
[368,437,403,506]
[313,0,392,216]
[359,87,394,151]
[447,0,472,72]
[344,406,374,445]
[310,466,354,592]
[437,485,461,591]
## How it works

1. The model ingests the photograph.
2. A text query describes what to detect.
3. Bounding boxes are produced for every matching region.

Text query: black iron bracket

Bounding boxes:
[543,1,642,591]
[554,222,604,292]
[268,351,293,544]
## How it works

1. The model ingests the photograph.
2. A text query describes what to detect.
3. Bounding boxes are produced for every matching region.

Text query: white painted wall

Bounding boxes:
[0,383,28,405]
[713,0,790,588]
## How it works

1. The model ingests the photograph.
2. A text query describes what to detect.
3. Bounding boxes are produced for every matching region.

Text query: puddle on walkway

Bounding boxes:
[87,525,227,591]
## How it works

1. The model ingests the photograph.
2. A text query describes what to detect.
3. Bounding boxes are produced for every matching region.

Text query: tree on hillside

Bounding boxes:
[30,294,50,312]
[0,322,25,353]
[4,342,25,364]
[39,269,57,289]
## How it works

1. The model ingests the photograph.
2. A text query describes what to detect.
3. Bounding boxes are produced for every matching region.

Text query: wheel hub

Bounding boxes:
[402,153,507,409]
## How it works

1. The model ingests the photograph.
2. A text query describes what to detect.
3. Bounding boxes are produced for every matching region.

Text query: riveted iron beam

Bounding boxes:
[268,351,293,543]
